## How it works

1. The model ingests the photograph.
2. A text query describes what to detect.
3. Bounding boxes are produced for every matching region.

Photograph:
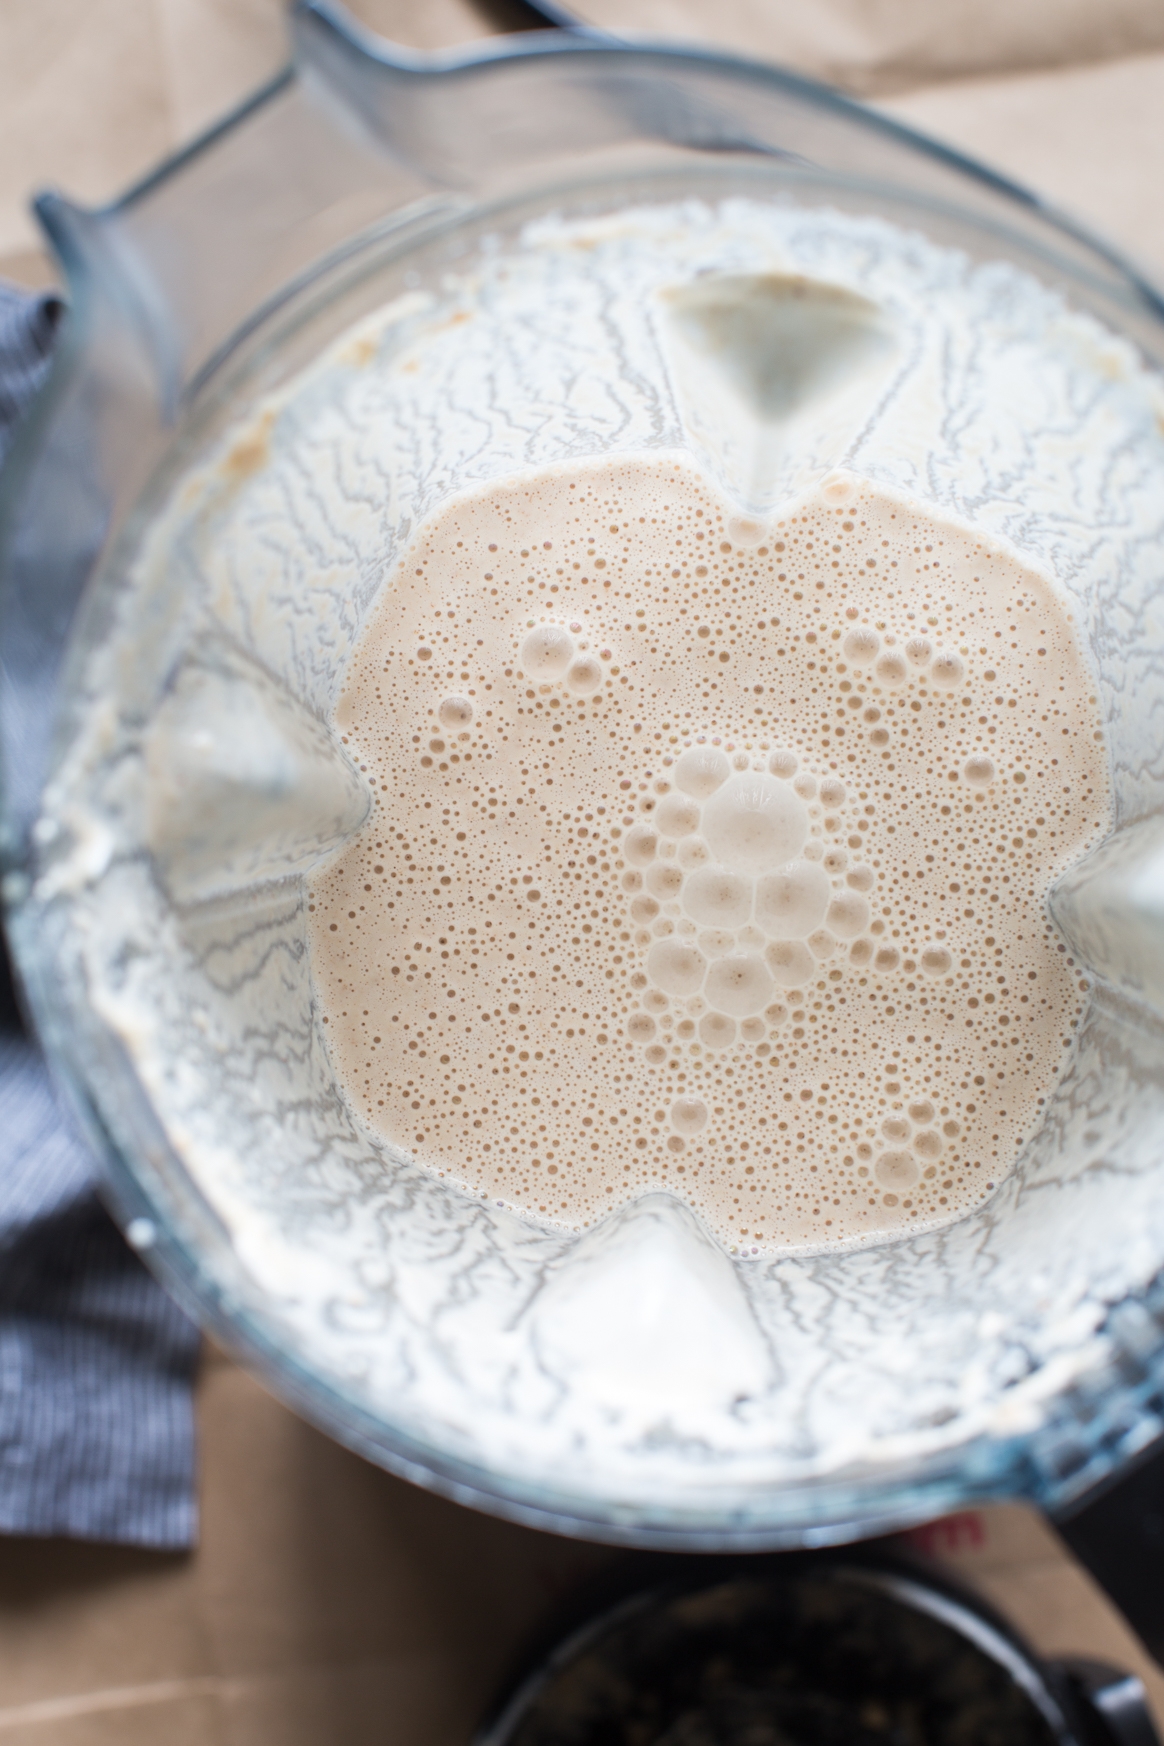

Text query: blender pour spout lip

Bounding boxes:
[1051,1432,1164,1673]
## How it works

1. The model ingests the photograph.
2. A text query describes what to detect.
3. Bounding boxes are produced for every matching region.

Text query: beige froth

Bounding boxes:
[309,456,1108,1253]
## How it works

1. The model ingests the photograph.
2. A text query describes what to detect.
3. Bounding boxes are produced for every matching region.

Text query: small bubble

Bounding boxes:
[874,650,909,688]
[842,627,880,665]
[930,650,965,689]
[670,1096,709,1135]
[566,654,603,695]
[826,891,870,939]
[962,754,995,787]
[674,745,731,799]
[755,862,830,937]
[677,835,711,869]
[705,954,774,1017]
[623,824,659,867]
[702,773,810,872]
[699,1011,737,1048]
[655,792,702,838]
[646,938,706,995]
[521,624,574,678]
[683,866,752,929]
[726,514,768,545]
[645,862,685,900]
[438,695,474,729]
[766,939,816,986]
[875,1150,919,1189]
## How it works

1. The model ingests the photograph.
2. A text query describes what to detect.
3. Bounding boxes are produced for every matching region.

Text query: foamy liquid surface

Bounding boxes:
[309,459,1108,1250]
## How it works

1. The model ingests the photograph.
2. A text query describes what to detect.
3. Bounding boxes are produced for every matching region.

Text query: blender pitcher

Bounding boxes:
[4,0,1164,1663]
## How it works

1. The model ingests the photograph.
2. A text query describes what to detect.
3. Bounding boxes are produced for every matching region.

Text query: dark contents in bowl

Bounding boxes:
[494,1571,1063,1746]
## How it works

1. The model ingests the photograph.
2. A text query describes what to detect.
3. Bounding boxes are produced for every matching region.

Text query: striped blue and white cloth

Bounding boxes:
[0,280,200,1549]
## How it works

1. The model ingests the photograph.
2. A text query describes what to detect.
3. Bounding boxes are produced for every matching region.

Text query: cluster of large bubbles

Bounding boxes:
[624,744,869,1016]
[519,622,608,695]
[613,731,972,1199]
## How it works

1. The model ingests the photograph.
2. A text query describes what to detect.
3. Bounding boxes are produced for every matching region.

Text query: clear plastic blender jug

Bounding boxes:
[4,0,1164,1660]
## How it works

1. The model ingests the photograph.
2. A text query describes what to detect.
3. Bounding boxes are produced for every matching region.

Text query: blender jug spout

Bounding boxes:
[1048,817,1164,1020]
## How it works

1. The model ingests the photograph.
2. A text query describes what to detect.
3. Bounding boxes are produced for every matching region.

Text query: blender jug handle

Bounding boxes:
[1051,1435,1164,1670]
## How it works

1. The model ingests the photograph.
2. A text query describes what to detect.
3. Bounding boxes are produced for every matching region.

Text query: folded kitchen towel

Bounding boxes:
[0,280,201,1550]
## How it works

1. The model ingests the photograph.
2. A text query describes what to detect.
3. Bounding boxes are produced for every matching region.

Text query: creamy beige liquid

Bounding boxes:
[309,457,1108,1251]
